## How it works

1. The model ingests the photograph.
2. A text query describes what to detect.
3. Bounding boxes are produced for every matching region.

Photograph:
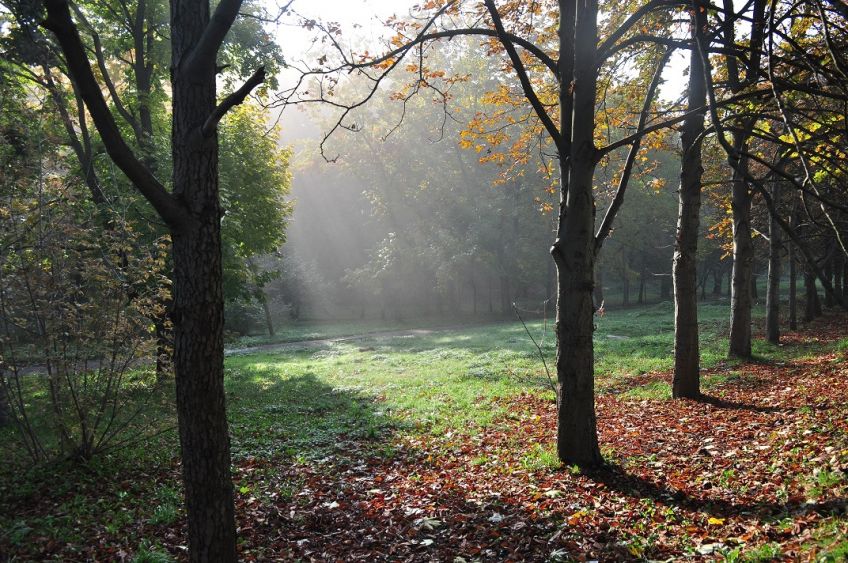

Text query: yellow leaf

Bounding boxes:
[708,517,725,526]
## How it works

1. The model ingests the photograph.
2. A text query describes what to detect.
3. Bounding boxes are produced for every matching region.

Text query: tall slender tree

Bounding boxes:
[672,0,707,399]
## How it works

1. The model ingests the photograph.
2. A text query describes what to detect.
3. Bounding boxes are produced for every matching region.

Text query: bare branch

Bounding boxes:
[595,47,672,254]
[202,66,266,137]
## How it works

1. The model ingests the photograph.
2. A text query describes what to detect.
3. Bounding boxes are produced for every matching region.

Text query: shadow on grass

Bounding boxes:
[225,371,400,460]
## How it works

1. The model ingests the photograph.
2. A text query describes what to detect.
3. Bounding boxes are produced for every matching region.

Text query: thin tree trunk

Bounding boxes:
[672,0,707,399]
[766,184,781,344]
[804,269,818,322]
[261,297,275,337]
[712,269,722,295]
[824,244,834,308]
[789,242,797,330]
[621,255,630,306]
[728,134,754,359]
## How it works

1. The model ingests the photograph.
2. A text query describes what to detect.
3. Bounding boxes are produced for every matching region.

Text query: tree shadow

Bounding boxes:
[586,462,847,521]
[692,393,790,413]
[225,371,400,460]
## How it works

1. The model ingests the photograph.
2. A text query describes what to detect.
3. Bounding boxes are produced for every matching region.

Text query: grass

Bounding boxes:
[2,298,846,557]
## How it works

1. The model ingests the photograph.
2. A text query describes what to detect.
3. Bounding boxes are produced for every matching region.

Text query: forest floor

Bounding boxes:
[2,301,848,561]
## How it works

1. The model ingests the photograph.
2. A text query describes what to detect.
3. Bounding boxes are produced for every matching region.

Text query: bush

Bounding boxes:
[0,182,170,463]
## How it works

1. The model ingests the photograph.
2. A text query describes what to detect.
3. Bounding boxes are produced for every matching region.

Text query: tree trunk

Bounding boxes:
[672,0,706,399]
[765,184,780,344]
[552,0,601,467]
[728,133,754,359]
[750,272,759,302]
[621,256,630,306]
[804,269,818,322]
[824,245,834,308]
[726,268,731,297]
[638,266,646,304]
[789,242,797,330]
[712,269,722,295]
[261,297,275,337]
[169,0,237,558]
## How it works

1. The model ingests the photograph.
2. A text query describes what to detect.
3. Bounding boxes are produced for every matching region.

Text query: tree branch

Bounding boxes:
[201,66,266,137]
[183,0,244,74]
[41,0,187,229]
[594,47,672,254]
[483,0,562,153]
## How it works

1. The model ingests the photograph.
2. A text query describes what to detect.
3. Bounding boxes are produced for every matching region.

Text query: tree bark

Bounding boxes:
[672,0,707,399]
[766,184,781,344]
[728,137,754,359]
[788,241,797,330]
[552,0,602,467]
[169,0,237,556]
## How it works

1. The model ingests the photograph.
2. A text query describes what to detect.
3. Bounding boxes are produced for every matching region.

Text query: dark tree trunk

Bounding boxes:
[621,256,630,306]
[552,0,601,467]
[169,0,237,556]
[751,272,759,302]
[672,0,707,400]
[41,0,260,554]
[824,245,834,308]
[789,243,797,330]
[766,185,780,344]
[726,268,732,297]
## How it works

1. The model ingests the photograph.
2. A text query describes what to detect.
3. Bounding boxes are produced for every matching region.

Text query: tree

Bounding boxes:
[39,0,270,557]
[672,0,707,399]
